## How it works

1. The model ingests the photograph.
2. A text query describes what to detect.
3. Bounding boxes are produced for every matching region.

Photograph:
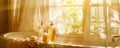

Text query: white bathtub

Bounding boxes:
[3,32,39,48]
[4,32,38,41]
[3,32,92,48]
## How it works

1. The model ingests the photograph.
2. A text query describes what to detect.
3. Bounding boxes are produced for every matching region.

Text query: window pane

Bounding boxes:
[49,7,82,34]
[62,7,83,34]
[49,7,83,45]
[90,7,105,41]
[110,6,120,34]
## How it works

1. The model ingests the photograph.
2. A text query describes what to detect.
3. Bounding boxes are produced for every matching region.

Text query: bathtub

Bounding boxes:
[3,32,39,48]
[4,32,38,41]
[3,32,92,48]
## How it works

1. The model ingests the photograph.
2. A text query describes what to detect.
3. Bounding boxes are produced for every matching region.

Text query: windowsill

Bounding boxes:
[38,43,91,48]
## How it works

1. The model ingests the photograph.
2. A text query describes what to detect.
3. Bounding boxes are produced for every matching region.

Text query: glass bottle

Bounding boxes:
[48,21,56,44]
[42,29,48,44]
[38,21,43,42]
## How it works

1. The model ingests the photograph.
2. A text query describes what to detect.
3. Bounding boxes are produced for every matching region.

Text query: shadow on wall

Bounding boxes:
[0,0,8,34]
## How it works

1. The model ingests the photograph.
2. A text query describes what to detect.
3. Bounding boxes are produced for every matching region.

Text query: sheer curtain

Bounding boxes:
[18,0,36,32]
[8,0,49,32]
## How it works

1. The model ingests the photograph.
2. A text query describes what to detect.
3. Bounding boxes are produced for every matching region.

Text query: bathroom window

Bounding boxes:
[109,0,120,35]
[49,0,83,45]
[49,0,83,35]
[89,0,120,45]
[48,0,120,45]
[90,0,105,36]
